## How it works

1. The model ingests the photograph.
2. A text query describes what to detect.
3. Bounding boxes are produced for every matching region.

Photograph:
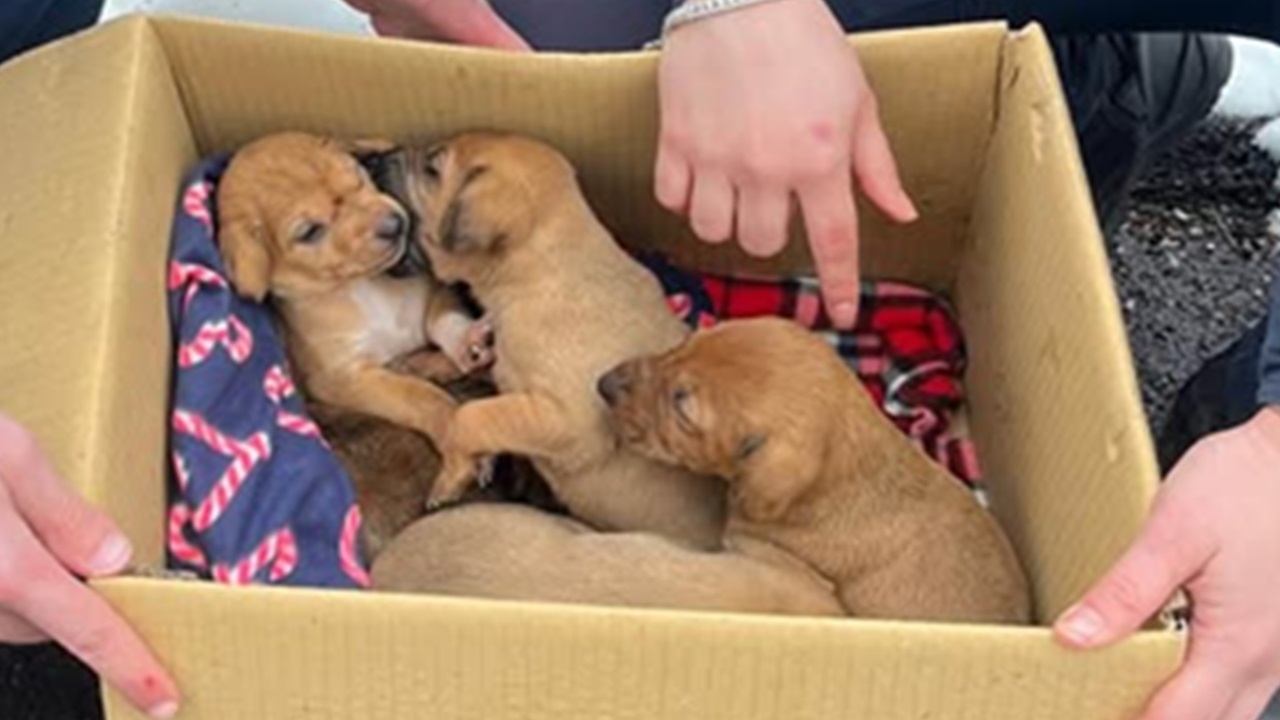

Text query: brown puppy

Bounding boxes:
[392,131,725,549]
[599,317,1032,625]
[216,131,492,447]
[307,401,438,561]
[371,503,844,618]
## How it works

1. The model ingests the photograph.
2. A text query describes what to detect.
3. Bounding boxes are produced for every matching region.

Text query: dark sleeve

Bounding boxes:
[1257,262,1280,407]
[0,0,106,65]
[999,0,1278,43]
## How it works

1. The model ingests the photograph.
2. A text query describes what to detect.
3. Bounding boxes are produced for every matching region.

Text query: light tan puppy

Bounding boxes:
[599,317,1032,625]
[216,131,493,446]
[371,503,844,618]
[393,131,726,549]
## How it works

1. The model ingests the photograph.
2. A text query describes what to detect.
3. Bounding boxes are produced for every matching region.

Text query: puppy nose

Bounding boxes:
[597,369,629,407]
[377,212,407,241]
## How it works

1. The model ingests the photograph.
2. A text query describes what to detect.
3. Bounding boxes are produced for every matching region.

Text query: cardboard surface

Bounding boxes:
[956,28,1164,624]
[0,18,196,563]
[100,578,1180,720]
[0,14,1184,720]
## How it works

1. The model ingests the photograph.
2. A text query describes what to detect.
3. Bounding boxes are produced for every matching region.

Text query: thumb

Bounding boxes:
[0,417,133,578]
[851,103,917,224]
[1053,492,1214,649]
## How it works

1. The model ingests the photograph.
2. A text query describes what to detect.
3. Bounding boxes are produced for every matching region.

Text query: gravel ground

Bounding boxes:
[2,120,1278,720]
[0,645,99,720]
[1109,117,1280,434]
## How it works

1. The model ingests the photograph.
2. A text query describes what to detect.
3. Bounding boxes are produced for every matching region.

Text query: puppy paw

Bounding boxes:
[425,451,482,510]
[446,319,495,375]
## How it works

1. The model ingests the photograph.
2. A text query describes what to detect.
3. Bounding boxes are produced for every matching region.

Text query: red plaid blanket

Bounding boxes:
[637,253,983,491]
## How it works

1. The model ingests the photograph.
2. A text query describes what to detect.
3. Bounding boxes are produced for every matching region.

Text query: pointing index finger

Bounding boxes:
[798,170,861,329]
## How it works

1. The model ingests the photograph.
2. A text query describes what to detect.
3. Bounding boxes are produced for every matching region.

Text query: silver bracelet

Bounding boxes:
[643,0,787,50]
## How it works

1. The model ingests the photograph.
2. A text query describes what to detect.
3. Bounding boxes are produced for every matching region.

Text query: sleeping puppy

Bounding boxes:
[390,131,726,550]
[371,503,844,618]
[215,131,493,447]
[307,401,439,561]
[598,317,1032,625]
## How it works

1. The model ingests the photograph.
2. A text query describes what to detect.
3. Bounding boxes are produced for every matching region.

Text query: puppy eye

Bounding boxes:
[294,220,328,245]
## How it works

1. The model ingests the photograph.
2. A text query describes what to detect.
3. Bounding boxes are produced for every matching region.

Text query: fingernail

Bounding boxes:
[148,701,179,720]
[1058,604,1105,645]
[90,534,133,576]
[899,193,920,222]
[832,302,858,329]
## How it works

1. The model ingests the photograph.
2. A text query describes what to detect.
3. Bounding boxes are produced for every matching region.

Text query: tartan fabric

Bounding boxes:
[636,252,983,489]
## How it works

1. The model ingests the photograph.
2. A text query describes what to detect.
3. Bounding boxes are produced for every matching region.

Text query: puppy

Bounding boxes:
[599,317,1032,625]
[216,131,493,447]
[307,401,439,561]
[371,503,845,618]
[390,131,726,549]
[309,377,564,561]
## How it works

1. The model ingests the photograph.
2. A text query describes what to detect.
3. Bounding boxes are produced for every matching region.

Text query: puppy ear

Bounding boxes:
[733,430,822,523]
[218,220,273,302]
[439,196,500,254]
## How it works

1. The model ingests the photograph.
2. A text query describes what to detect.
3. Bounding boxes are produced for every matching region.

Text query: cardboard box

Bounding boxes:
[0,13,1184,720]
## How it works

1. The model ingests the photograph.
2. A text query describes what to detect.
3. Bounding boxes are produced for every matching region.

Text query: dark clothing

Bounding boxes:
[823,0,1276,42]
[486,0,1277,49]
[0,0,106,64]
[1262,266,1280,409]
[1160,261,1280,472]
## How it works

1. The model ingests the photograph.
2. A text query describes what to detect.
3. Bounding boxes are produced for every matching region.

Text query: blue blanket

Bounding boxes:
[165,155,368,589]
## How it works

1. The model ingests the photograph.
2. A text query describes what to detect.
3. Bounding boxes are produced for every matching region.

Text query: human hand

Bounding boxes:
[654,0,918,329]
[341,0,530,50]
[1054,406,1280,720]
[0,412,179,718]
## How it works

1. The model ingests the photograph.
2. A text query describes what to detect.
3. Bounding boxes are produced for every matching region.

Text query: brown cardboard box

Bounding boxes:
[0,13,1184,720]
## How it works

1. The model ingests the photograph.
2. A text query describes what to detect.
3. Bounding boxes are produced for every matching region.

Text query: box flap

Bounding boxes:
[957,26,1164,624]
[98,578,1183,720]
[0,15,197,562]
